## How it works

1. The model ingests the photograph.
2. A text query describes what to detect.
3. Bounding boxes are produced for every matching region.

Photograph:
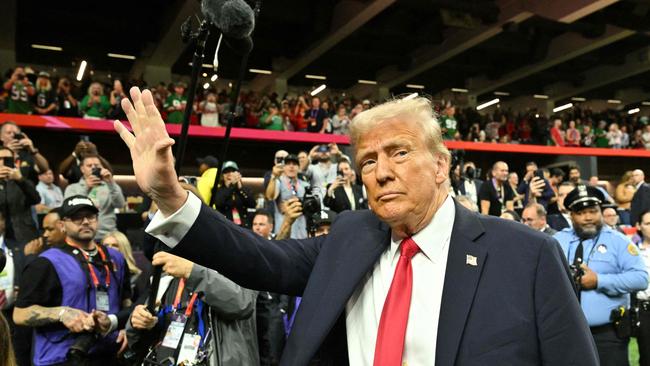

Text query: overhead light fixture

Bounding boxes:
[358,79,377,85]
[571,97,586,102]
[476,98,500,111]
[607,99,621,104]
[406,84,425,90]
[628,108,640,115]
[310,84,326,96]
[76,60,87,81]
[202,72,207,77]
[535,114,540,118]
[107,53,136,60]
[451,88,468,93]
[553,103,573,113]
[203,82,210,90]
[306,74,326,80]
[188,62,218,69]
[31,44,63,51]
[402,92,418,101]
[533,94,549,99]
[249,68,272,75]
[210,74,218,82]
[494,91,510,96]
[642,101,650,106]
[228,82,233,88]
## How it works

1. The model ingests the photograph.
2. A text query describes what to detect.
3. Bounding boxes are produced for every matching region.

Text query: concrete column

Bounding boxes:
[377,87,390,102]
[275,78,288,97]
[143,65,172,86]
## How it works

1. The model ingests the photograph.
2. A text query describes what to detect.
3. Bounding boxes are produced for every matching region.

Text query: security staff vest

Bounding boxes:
[33,246,125,366]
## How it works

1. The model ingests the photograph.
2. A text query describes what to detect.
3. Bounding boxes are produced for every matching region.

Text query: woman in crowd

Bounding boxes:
[615,171,636,226]
[330,105,351,135]
[80,82,110,119]
[199,92,220,127]
[109,79,128,120]
[0,312,16,366]
[102,231,148,303]
[565,120,581,147]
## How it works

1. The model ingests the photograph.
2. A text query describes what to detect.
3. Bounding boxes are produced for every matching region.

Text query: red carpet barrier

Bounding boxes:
[3,113,650,158]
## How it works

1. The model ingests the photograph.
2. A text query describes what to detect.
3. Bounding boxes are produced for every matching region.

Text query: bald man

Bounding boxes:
[631,169,650,226]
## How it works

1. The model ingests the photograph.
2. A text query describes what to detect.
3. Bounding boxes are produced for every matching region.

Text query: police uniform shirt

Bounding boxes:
[636,244,650,301]
[553,226,648,326]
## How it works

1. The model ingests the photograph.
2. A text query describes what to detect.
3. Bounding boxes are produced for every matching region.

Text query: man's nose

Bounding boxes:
[374,155,395,183]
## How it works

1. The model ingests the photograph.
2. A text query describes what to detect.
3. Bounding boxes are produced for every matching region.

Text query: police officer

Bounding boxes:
[554,185,648,366]
[13,195,132,366]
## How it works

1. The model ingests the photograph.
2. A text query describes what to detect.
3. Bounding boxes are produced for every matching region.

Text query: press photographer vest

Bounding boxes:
[33,244,125,366]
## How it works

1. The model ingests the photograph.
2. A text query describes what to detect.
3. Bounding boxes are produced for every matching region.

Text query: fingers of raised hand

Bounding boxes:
[114,121,135,149]
[141,89,161,119]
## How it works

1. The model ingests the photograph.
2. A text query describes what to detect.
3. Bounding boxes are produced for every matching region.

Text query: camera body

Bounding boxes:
[67,332,99,361]
[569,263,584,292]
[300,187,322,234]
[2,157,15,169]
[13,132,25,141]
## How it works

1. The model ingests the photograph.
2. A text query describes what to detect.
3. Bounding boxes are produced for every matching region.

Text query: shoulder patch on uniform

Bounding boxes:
[628,243,639,256]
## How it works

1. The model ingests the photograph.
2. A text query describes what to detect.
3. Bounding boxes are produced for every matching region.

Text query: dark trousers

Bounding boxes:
[591,324,629,366]
[638,304,650,366]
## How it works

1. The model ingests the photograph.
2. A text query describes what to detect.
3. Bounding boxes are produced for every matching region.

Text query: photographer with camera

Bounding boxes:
[213,161,255,227]
[323,160,367,213]
[554,185,648,365]
[265,154,311,239]
[125,250,259,366]
[517,162,554,208]
[0,147,41,243]
[456,161,483,206]
[64,155,125,241]
[0,121,50,185]
[13,196,132,366]
[3,67,35,114]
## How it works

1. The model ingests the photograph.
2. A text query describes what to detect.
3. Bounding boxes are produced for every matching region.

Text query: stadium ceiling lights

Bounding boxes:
[571,97,586,102]
[203,82,210,90]
[305,74,327,80]
[188,63,218,69]
[451,88,468,93]
[533,94,549,99]
[406,84,425,89]
[402,92,418,101]
[310,84,327,96]
[210,74,218,82]
[607,99,622,104]
[642,101,650,106]
[358,80,377,85]
[107,53,136,60]
[76,60,87,81]
[31,44,63,51]
[249,69,272,75]
[494,91,510,96]
[553,103,573,113]
[628,108,640,115]
[476,98,499,111]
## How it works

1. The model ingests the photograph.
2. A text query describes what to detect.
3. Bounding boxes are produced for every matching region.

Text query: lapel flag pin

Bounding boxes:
[466,254,478,267]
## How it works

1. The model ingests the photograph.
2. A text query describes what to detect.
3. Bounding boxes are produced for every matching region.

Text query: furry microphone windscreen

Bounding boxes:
[202,0,255,39]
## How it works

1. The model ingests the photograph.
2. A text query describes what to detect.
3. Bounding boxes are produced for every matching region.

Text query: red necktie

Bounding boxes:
[373,237,421,366]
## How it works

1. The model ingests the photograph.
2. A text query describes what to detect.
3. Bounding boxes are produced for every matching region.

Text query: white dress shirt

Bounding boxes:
[146,193,455,365]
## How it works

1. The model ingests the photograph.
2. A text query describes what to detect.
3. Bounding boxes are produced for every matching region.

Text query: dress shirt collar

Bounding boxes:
[389,194,456,264]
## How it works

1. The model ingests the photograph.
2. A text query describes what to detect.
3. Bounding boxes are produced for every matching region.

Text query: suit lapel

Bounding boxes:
[436,201,487,366]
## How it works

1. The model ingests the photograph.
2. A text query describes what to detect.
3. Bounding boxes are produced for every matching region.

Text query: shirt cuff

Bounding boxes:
[107,314,118,334]
[145,192,202,248]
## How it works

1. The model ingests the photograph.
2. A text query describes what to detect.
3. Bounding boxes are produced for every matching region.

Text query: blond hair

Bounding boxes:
[103,231,141,276]
[349,96,451,165]
[0,313,16,366]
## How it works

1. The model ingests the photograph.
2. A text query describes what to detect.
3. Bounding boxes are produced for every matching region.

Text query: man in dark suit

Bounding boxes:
[547,182,575,232]
[631,169,650,227]
[323,160,367,213]
[115,88,598,365]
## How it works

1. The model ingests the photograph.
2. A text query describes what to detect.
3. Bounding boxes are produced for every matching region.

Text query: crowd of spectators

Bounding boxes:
[2,66,650,150]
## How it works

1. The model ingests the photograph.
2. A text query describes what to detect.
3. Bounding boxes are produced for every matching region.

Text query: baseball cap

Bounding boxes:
[38,71,50,78]
[222,161,239,172]
[313,210,337,227]
[284,154,299,165]
[60,195,99,218]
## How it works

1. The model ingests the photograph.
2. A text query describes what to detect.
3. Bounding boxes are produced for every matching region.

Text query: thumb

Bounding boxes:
[154,138,175,159]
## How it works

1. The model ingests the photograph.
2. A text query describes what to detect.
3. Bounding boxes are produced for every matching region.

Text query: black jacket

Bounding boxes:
[214,185,256,227]
[631,183,650,226]
[322,184,367,213]
[547,213,571,232]
[0,179,41,243]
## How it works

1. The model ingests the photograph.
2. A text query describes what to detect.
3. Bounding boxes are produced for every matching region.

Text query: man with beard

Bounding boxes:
[554,185,648,366]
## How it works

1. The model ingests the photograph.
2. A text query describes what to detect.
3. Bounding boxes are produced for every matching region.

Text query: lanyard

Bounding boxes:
[283,297,302,337]
[284,177,299,195]
[491,178,505,205]
[172,278,186,310]
[65,239,111,289]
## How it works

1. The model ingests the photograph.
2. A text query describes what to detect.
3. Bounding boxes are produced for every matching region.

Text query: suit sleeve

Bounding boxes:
[535,237,599,365]
[185,264,256,320]
[160,199,323,296]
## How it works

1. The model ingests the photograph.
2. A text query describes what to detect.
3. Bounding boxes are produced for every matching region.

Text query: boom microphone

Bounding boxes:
[201,0,255,39]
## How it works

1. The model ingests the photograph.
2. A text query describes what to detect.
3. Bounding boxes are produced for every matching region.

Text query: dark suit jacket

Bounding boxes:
[172,199,598,365]
[457,178,483,199]
[631,183,650,226]
[547,213,571,232]
[0,179,40,243]
[322,184,367,213]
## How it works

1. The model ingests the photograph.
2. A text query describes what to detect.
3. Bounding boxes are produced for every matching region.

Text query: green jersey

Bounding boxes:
[164,93,187,124]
